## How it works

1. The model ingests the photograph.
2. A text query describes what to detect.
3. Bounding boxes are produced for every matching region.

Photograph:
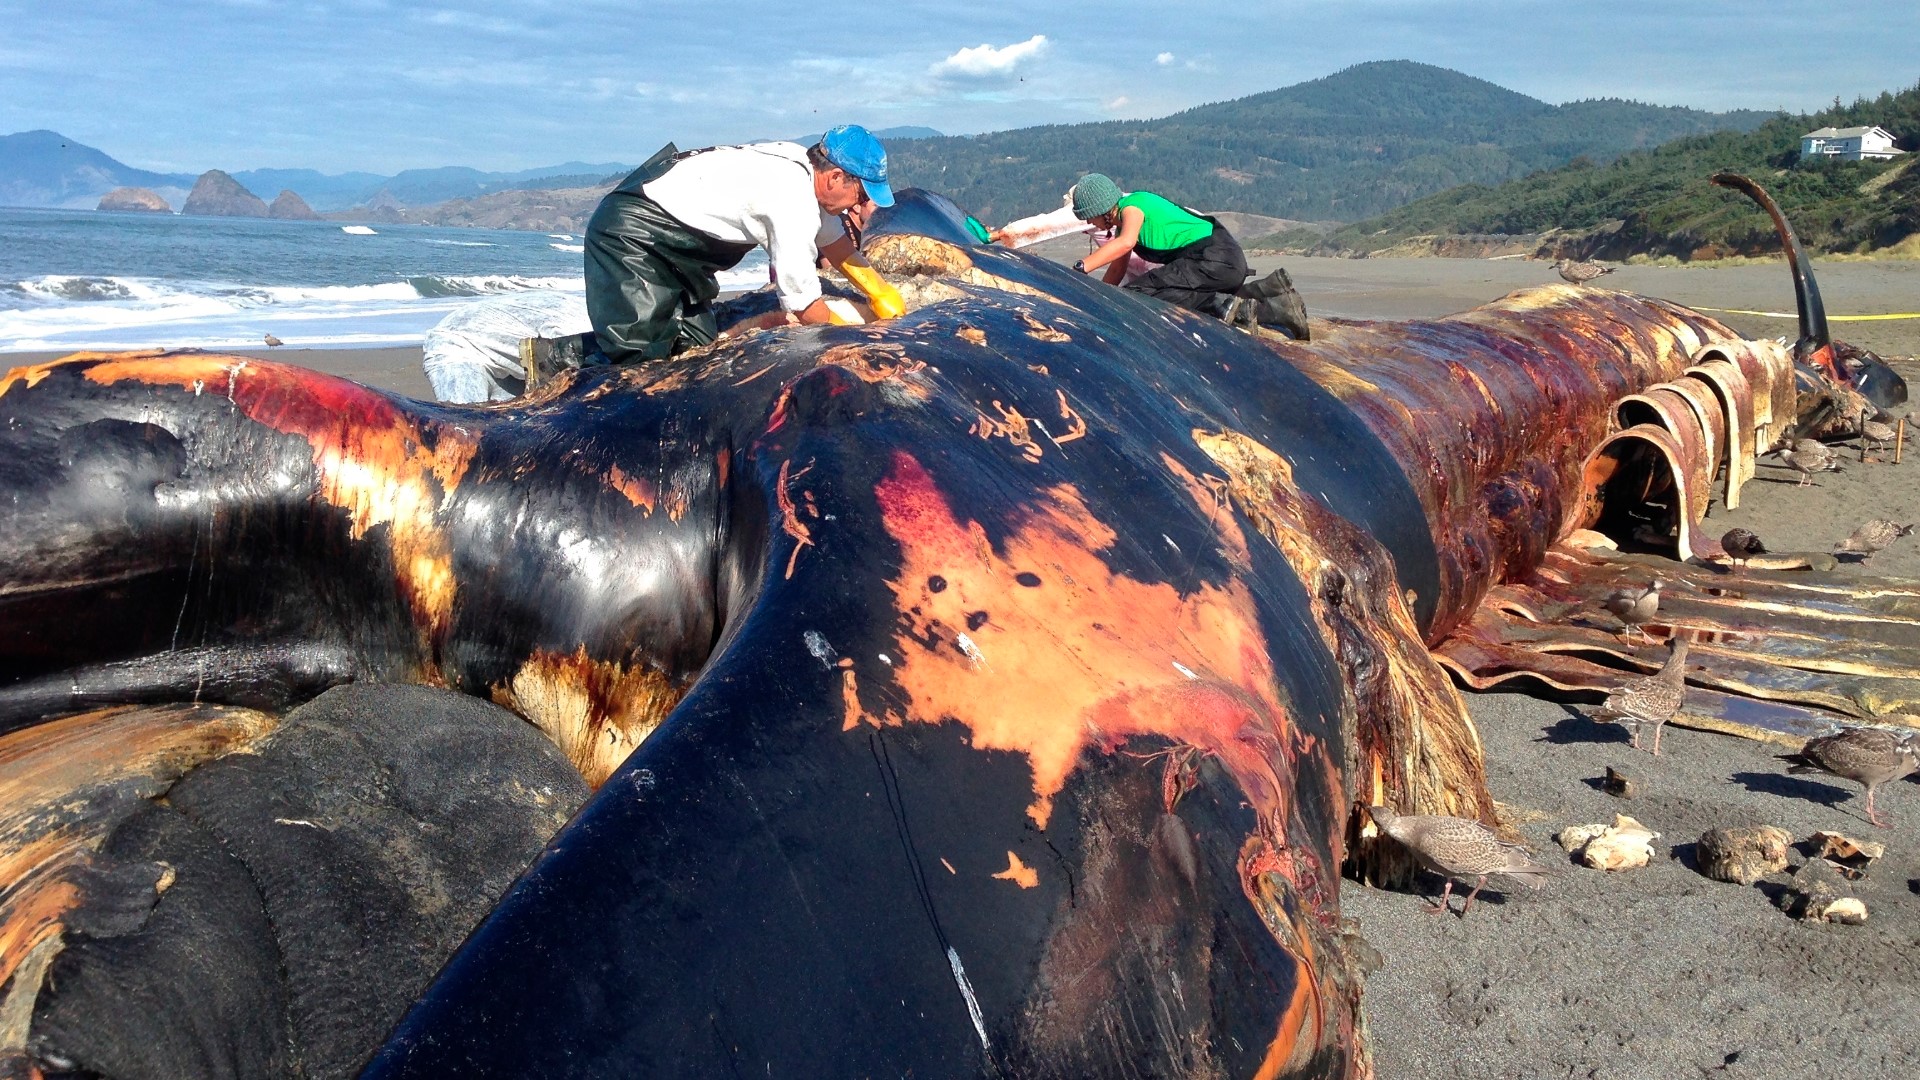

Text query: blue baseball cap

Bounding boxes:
[821,124,894,208]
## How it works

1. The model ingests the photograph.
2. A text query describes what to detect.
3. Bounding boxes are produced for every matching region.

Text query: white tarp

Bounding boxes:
[422,290,591,403]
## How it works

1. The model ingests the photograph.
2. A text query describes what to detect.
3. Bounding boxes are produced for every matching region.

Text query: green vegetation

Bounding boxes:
[886,60,1772,224]
[1269,82,1920,258]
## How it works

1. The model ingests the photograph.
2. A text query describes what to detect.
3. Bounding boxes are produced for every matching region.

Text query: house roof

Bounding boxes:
[1802,125,1895,140]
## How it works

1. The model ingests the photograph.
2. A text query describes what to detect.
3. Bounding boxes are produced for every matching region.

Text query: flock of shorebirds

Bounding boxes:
[1371,368,1918,917]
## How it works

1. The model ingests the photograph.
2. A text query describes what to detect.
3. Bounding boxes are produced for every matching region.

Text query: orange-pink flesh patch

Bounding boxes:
[857,451,1297,831]
[75,355,476,658]
[991,852,1040,888]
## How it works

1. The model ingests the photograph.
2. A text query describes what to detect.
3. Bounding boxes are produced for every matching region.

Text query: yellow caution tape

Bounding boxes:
[1691,306,1920,321]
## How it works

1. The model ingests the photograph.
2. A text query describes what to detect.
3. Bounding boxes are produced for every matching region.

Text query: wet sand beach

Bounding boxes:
[6,256,1918,1078]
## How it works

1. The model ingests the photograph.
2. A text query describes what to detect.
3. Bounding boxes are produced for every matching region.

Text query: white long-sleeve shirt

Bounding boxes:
[643,142,845,312]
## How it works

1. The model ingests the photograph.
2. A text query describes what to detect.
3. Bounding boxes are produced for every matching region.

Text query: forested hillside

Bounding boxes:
[1269,81,1920,258]
[886,60,1773,223]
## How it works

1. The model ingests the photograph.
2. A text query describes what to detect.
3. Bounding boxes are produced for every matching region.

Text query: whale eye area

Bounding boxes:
[927,575,947,592]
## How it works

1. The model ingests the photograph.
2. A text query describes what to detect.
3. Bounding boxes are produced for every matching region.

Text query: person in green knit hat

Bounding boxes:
[1067,173,1309,340]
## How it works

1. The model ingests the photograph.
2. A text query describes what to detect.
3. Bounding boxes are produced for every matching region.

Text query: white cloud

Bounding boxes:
[1156,52,1175,66]
[1106,96,1130,110]
[931,34,1049,80]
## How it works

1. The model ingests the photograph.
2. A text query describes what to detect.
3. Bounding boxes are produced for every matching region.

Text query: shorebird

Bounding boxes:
[1857,408,1898,462]
[1771,439,1841,486]
[1779,727,1920,827]
[1554,258,1616,285]
[1591,638,1689,755]
[1720,527,1767,572]
[1600,578,1663,643]
[1368,806,1553,915]
[1834,519,1915,561]
[263,333,285,348]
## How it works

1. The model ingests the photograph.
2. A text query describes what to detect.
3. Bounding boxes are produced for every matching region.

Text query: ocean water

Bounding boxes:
[0,207,771,352]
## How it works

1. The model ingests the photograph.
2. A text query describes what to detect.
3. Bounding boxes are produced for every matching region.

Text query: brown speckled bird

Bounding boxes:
[1857,409,1897,462]
[1834,519,1915,560]
[1600,578,1663,643]
[1773,439,1841,486]
[1592,638,1689,755]
[1779,727,1920,827]
[1369,806,1553,915]
[1554,258,1615,285]
[1719,528,1767,572]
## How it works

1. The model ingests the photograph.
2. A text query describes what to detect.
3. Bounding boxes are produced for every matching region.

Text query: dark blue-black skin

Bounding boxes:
[1,191,1436,1077]
[359,194,1435,1078]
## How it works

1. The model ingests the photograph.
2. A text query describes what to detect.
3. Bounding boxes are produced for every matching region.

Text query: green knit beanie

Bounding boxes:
[1070,173,1121,219]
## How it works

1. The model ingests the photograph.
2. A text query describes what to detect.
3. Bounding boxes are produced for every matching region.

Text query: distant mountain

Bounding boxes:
[885,61,1776,223]
[2,66,1780,231]
[0,130,193,209]
[495,161,630,183]
[1272,79,1920,260]
[0,131,628,213]
[231,168,389,212]
[782,125,944,147]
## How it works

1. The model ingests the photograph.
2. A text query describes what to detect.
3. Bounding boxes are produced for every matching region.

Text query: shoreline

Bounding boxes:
[9,254,1917,367]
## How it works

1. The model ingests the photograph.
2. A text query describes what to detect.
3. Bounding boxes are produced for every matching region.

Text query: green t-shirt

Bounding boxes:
[1117,191,1213,259]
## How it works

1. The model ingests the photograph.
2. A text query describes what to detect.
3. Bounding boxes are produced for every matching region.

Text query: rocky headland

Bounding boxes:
[268,189,321,220]
[181,169,269,218]
[96,187,173,213]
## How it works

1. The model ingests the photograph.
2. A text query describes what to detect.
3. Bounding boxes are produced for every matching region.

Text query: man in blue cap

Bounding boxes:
[584,124,896,362]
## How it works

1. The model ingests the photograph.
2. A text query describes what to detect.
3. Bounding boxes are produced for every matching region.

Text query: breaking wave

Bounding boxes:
[0,273,584,351]
[404,274,582,298]
[1,257,771,351]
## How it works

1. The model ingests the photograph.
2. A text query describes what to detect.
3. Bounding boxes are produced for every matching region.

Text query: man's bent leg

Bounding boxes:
[585,193,702,362]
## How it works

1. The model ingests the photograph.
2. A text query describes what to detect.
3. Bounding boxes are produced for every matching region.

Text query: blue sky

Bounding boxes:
[3,1,1915,175]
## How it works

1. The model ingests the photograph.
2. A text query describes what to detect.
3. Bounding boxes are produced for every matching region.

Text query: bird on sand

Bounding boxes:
[1778,727,1920,827]
[1368,806,1553,915]
[1591,638,1689,755]
[1554,258,1616,285]
[1834,519,1915,561]
[1857,408,1898,462]
[263,333,285,347]
[1600,578,1663,643]
[1771,439,1841,486]
[1719,528,1767,572]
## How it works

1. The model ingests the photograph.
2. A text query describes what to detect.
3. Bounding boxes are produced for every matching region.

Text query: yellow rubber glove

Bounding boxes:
[835,255,906,320]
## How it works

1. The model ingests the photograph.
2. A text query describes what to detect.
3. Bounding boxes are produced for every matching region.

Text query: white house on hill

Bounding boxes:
[1799,126,1904,161]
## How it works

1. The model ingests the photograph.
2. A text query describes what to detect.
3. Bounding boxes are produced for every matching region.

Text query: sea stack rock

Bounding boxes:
[97,186,173,214]
[269,189,321,220]
[181,169,269,218]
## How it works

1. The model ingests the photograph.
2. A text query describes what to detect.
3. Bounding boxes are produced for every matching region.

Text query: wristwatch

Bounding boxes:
[1072,259,1086,272]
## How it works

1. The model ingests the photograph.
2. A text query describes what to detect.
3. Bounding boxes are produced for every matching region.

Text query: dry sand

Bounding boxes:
[6,256,1919,1077]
